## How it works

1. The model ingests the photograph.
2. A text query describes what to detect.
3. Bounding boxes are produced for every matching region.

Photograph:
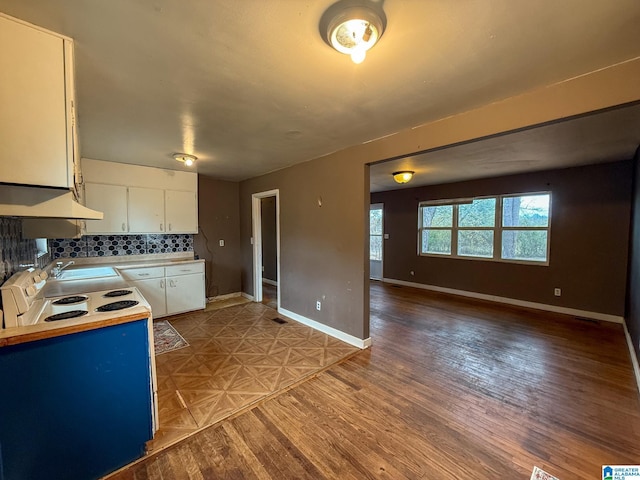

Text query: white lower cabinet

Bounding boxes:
[166,274,205,315]
[132,278,167,318]
[119,263,205,318]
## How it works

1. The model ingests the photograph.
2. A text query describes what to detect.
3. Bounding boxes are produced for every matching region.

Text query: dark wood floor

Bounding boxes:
[109,281,640,479]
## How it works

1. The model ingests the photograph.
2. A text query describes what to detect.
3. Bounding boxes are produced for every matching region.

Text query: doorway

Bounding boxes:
[251,190,280,309]
[370,203,383,280]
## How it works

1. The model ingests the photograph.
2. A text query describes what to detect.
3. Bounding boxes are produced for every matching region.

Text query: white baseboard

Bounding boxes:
[278,307,371,350]
[241,292,254,301]
[382,278,624,324]
[623,322,640,394]
[262,278,278,286]
[207,292,241,303]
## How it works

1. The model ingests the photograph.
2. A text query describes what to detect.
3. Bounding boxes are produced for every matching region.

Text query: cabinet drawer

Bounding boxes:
[119,266,165,280]
[165,263,204,277]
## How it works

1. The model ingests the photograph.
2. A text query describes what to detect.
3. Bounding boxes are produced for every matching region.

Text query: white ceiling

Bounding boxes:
[1,0,639,183]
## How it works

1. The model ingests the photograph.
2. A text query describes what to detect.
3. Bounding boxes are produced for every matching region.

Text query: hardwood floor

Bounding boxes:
[109,281,640,479]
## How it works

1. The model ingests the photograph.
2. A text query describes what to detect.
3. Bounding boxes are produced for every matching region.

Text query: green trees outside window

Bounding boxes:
[419,193,550,264]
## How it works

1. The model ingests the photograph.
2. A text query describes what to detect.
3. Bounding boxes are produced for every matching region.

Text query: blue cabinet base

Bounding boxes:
[0,320,153,480]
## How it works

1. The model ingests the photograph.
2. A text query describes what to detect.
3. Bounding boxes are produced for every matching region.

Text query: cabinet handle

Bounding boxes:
[160,279,164,289]
[138,273,150,277]
[160,223,164,231]
[122,222,126,232]
[170,279,176,287]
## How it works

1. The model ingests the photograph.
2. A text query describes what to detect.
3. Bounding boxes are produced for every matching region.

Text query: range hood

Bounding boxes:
[0,184,103,219]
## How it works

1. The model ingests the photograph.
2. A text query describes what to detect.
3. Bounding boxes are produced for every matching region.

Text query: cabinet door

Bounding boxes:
[128,187,164,233]
[84,183,128,233]
[165,190,198,233]
[0,15,71,188]
[166,273,205,315]
[132,278,167,318]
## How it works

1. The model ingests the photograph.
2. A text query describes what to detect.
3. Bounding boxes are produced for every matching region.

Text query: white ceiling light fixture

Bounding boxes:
[173,153,197,167]
[320,0,387,64]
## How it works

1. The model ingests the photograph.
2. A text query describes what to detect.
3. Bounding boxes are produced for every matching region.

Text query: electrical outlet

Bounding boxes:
[316,301,321,311]
[554,288,561,297]
[219,239,225,247]
[410,270,415,276]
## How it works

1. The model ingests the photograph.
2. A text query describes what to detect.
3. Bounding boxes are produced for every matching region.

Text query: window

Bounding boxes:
[370,206,383,261]
[418,192,551,264]
[35,238,48,258]
[501,194,550,262]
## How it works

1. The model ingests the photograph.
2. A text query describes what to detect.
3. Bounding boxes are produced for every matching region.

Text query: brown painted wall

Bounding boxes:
[237,65,639,342]
[626,148,640,359]
[194,175,241,297]
[240,156,369,340]
[261,197,278,282]
[372,161,633,316]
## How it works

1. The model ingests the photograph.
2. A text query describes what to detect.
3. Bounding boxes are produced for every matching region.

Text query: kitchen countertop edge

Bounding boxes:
[0,310,151,348]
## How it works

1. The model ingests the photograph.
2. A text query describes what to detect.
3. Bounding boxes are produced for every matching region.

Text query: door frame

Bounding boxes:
[251,189,281,308]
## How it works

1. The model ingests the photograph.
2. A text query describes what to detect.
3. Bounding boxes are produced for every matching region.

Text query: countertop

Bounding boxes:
[0,309,150,347]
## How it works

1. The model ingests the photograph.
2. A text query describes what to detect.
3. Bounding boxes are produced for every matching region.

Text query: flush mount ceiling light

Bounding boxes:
[392,171,414,184]
[173,153,197,167]
[320,0,387,64]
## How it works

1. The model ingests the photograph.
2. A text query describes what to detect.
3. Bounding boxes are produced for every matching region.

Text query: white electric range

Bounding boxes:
[0,267,151,328]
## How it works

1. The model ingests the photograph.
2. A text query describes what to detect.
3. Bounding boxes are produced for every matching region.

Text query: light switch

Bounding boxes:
[219,239,225,247]
[383,233,389,239]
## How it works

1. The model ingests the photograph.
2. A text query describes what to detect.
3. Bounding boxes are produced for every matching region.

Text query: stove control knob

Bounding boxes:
[25,286,37,297]
[32,274,41,283]
[40,271,49,280]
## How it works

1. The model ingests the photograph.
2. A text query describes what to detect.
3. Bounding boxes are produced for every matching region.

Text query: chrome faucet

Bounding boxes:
[52,260,75,278]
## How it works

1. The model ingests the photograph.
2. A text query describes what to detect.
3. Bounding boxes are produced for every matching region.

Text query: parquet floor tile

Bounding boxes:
[147,302,358,452]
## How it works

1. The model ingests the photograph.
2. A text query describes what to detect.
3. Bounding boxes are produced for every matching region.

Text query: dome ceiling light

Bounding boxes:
[173,153,197,167]
[392,171,415,184]
[320,1,387,64]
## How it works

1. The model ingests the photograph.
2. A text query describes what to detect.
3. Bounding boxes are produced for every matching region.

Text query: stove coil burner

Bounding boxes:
[45,310,89,322]
[96,300,139,312]
[52,295,88,305]
[103,290,133,298]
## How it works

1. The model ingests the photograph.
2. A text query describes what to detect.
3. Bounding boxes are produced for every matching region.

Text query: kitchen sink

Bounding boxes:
[56,266,118,280]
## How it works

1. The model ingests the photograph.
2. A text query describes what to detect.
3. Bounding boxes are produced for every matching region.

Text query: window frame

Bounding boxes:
[418,191,551,266]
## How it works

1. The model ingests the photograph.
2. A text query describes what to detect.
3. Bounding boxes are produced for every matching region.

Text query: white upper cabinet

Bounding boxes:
[82,159,198,234]
[165,190,198,234]
[128,187,165,233]
[0,14,76,188]
[85,183,128,234]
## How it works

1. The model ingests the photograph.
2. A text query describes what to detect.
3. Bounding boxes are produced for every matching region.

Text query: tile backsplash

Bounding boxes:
[0,218,51,284]
[50,234,193,259]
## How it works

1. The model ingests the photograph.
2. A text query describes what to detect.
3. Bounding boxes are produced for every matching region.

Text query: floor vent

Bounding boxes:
[271,317,287,324]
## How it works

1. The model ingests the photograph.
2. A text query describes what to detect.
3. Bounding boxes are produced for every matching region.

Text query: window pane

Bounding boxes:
[370,235,382,261]
[502,194,550,227]
[501,230,548,262]
[370,208,383,234]
[421,205,452,228]
[458,198,496,227]
[457,230,494,257]
[421,229,451,255]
